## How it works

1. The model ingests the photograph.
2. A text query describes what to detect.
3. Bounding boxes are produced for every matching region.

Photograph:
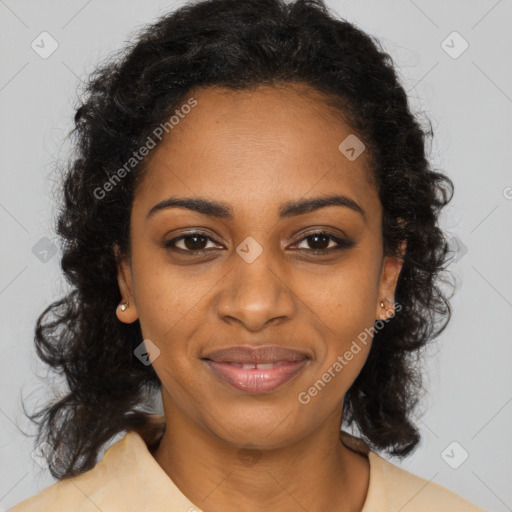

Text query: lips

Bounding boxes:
[202,345,310,393]
[202,345,309,364]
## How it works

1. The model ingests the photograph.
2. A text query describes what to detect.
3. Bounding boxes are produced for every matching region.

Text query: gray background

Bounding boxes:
[1,1,511,510]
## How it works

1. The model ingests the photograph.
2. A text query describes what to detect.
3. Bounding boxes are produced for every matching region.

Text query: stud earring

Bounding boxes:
[118,302,129,312]
[380,297,394,309]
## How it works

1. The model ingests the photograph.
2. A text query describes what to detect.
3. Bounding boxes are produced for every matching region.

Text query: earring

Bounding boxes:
[118,302,129,312]
[380,297,394,309]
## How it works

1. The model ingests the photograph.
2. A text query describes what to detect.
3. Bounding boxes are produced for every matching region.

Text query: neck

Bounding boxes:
[151,402,369,512]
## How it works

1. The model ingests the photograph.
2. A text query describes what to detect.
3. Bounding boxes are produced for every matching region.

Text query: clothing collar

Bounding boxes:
[101,420,380,511]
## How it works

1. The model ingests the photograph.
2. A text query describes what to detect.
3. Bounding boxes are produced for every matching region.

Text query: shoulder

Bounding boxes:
[7,470,111,512]
[7,435,126,512]
[7,476,96,512]
[363,451,487,512]
[339,431,486,512]
[7,430,193,512]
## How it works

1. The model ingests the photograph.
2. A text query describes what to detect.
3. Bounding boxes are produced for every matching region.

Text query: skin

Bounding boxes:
[115,83,405,512]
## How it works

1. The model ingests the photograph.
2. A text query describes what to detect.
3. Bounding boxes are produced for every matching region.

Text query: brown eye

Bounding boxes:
[301,233,332,251]
[293,231,356,255]
[164,232,222,253]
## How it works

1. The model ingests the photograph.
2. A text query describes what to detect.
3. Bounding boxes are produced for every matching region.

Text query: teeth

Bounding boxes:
[228,362,282,369]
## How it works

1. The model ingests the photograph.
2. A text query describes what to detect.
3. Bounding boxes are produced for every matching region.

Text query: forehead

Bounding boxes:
[134,84,379,223]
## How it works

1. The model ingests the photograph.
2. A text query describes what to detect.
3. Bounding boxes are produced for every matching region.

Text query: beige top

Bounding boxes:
[9,429,486,512]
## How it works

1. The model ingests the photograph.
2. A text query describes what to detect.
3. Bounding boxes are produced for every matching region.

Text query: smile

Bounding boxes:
[203,359,308,393]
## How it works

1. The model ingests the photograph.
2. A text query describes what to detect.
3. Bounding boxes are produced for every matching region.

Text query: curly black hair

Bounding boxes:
[24,0,455,479]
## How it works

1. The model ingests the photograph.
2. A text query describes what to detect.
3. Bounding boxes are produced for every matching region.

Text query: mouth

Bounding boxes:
[201,345,310,394]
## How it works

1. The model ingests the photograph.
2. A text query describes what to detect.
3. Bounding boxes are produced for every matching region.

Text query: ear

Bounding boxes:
[375,240,406,321]
[114,244,139,324]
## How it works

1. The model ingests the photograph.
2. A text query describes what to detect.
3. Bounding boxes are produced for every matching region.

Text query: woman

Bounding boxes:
[9,0,485,510]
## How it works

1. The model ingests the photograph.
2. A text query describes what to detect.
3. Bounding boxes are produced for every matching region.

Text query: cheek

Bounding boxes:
[129,250,195,342]
[306,258,379,379]
[307,256,380,329]
[129,250,220,378]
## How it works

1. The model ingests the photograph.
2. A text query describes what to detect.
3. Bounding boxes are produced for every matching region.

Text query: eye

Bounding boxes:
[292,231,356,255]
[163,232,223,253]
[163,230,355,256]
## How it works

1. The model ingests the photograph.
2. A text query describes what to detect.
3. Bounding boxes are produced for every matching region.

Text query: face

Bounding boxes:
[116,84,404,449]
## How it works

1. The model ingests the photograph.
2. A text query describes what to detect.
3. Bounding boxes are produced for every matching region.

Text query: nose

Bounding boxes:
[215,248,296,332]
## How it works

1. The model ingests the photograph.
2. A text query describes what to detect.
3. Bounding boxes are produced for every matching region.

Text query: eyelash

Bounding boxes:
[163,230,355,256]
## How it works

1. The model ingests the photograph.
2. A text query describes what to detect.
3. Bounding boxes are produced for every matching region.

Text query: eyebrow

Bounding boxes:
[146,194,366,222]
